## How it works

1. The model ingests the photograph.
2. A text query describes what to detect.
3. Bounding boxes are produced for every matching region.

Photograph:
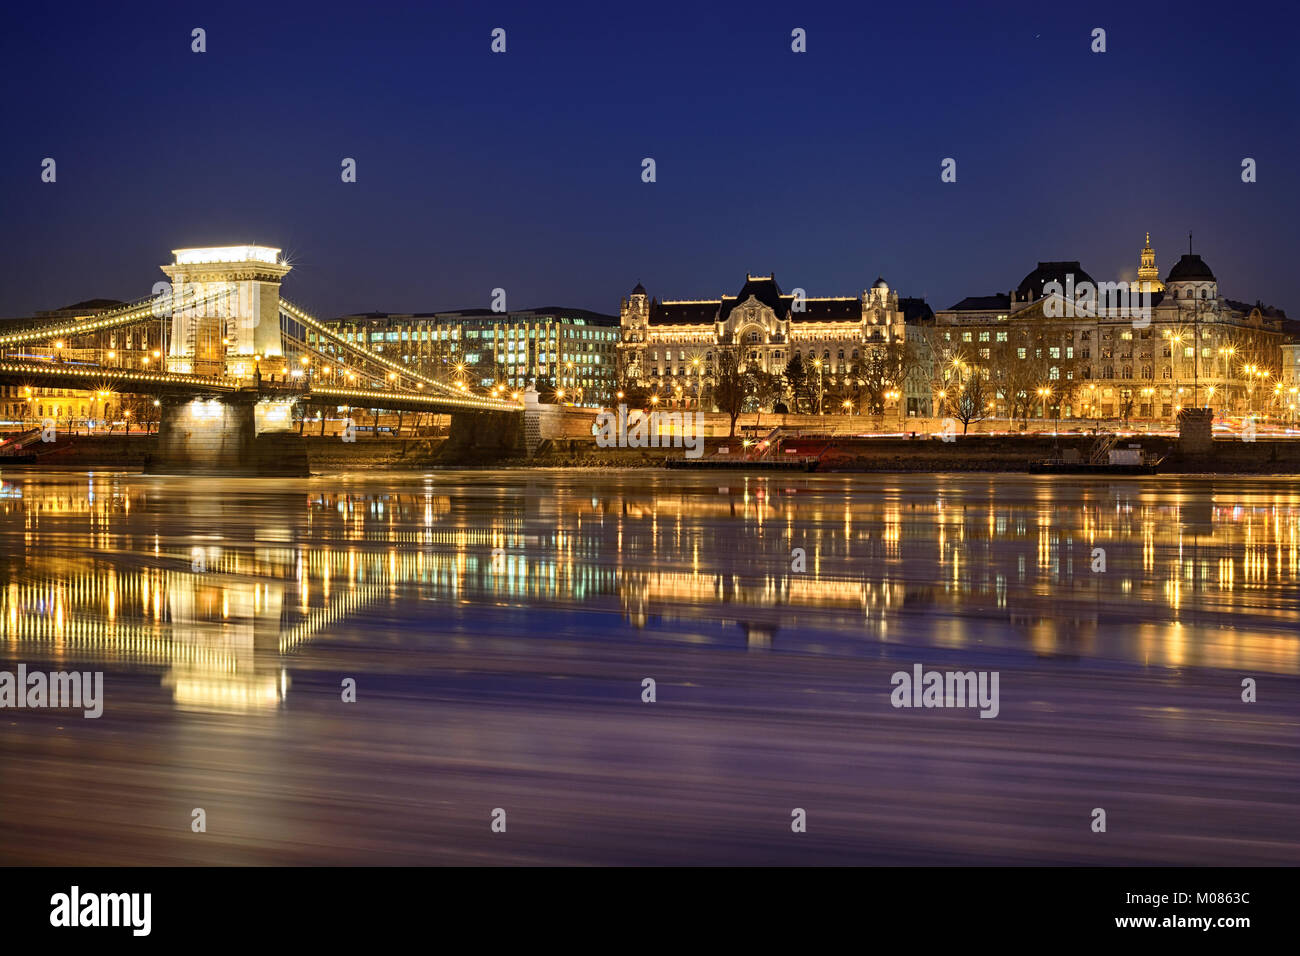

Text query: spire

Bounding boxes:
[1138,231,1164,294]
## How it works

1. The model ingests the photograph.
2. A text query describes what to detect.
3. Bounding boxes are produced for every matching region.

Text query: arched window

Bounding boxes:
[747,331,759,344]
[1122,366,1132,379]
[1142,365,1153,378]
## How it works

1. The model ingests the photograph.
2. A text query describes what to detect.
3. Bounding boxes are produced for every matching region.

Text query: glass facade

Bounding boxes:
[316,309,620,407]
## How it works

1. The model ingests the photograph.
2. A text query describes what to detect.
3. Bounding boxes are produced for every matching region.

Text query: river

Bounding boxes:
[1,469,1297,864]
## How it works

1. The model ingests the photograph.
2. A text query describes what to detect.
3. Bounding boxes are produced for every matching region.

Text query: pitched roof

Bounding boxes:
[648,300,718,326]
[1224,299,1287,320]
[1016,261,1094,301]
[899,296,934,323]
[945,294,1011,312]
[718,275,789,324]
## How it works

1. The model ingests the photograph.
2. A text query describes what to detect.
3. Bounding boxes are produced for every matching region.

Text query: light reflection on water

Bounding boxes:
[2,471,1298,714]
[2,470,1299,865]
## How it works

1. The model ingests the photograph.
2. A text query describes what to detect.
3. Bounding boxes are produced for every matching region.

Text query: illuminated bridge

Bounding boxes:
[0,246,526,471]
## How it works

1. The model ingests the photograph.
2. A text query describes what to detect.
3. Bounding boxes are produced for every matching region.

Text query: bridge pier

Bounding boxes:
[443,409,526,462]
[146,394,310,476]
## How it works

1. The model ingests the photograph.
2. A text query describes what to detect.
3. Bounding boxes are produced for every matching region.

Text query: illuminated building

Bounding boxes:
[319,308,619,407]
[618,273,936,415]
[933,236,1292,421]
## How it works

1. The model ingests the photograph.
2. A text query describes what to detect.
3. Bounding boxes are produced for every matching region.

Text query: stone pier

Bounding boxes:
[1177,407,1215,457]
[146,394,310,476]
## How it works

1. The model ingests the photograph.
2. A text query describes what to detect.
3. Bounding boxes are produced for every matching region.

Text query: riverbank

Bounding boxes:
[5,432,1300,474]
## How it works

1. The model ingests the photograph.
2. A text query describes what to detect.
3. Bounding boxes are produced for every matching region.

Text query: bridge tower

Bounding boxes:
[160,245,291,377]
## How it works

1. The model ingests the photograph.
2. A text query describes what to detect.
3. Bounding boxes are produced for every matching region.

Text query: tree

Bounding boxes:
[855,340,918,415]
[950,372,989,435]
[749,367,785,411]
[714,345,750,436]
[783,354,813,414]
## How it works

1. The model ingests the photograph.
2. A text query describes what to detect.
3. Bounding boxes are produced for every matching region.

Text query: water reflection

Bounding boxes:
[1,472,1298,717]
[3,470,1299,866]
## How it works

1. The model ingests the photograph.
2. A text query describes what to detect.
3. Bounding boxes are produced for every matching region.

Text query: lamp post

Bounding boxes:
[813,358,824,414]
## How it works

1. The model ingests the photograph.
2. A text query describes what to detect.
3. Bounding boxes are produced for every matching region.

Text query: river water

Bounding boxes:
[1,469,1297,864]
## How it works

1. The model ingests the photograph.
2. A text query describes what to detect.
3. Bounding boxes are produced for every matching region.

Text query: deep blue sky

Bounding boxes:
[1,0,1295,319]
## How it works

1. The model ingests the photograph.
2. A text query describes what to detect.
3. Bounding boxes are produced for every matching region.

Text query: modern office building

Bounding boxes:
[317,307,620,407]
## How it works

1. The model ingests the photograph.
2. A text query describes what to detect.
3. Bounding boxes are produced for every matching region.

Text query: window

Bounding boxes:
[996,331,1008,342]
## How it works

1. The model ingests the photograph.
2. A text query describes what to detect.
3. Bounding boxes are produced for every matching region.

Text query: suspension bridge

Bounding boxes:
[0,246,526,472]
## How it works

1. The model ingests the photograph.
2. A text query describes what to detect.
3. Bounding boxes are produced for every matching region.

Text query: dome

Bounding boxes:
[1165,254,1215,283]
[872,276,889,289]
[1015,261,1094,301]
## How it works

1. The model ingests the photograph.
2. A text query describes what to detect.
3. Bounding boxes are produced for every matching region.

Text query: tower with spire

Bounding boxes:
[1137,232,1164,293]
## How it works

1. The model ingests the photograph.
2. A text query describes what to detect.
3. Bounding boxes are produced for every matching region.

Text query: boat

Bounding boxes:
[1029,434,1163,474]
[665,426,826,471]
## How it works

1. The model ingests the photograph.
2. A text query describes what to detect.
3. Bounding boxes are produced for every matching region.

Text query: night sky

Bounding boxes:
[1,0,1296,319]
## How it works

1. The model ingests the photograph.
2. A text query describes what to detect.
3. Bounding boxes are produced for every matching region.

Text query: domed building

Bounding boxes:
[934,235,1289,423]
[1164,253,1217,302]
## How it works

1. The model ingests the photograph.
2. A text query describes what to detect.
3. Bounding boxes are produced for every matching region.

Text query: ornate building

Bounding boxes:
[934,236,1291,422]
[618,273,934,414]
[1137,232,1164,294]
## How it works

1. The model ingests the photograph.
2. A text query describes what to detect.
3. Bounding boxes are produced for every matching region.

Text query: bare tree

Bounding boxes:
[855,340,918,415]
[714,344,750,437]
[950,372,989,435]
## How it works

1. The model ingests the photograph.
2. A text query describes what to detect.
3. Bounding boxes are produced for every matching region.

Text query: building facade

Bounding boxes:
[618,273,935,415]
[318,308,619,407]
[933,237,1291,423]
[1,298,164,427]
